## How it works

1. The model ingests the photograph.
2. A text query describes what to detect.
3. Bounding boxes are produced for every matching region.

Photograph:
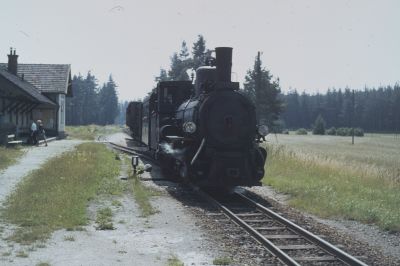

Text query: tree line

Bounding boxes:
[281,84,400,132]
[66,72,119,125]
[66,36,398,134]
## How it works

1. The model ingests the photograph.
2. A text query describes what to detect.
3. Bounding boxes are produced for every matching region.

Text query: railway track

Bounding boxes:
[108,142,156,163]
[195,188,368,266]
[109,142,368,265]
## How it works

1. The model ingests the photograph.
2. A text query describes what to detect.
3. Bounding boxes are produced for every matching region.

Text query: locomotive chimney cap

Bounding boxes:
[215,47,233,82]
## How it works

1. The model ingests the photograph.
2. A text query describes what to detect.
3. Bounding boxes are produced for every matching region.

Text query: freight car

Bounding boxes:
[126,47,268,188]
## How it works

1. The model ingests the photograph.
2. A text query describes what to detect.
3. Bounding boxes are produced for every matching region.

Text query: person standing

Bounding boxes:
[37,120,48,146]
[30,119,38,145]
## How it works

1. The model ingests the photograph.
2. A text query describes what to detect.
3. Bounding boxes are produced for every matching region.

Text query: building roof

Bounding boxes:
[0,68,56,106]
[0,63,71,95]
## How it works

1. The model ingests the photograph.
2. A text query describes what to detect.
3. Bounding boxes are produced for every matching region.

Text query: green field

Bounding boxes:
[263,133,400,231]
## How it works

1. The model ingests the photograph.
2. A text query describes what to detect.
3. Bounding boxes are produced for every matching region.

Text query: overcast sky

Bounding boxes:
[1,0,399,100]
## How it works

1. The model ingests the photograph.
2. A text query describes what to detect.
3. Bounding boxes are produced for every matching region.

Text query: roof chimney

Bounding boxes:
[7,47,18,75]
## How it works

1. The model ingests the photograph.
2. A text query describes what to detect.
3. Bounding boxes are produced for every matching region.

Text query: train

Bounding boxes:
[126,47,268,188]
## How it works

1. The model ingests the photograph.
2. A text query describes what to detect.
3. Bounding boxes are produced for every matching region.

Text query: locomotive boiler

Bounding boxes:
[126,47,268,188]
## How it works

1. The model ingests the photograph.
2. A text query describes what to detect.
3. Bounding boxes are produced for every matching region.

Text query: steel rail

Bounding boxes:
[236,192,368,266]
[108,142,156,163]
[193,187,301,266]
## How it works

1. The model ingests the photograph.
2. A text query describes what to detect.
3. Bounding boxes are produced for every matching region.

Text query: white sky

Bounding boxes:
[1,0,399,101]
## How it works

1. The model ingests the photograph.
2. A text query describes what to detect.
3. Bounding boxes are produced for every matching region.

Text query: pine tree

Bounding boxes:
[191,35,207,69]
[313,114,326,135]
[66,74,85,125]
[155,68,169,82]
[98,75,119,125]
[243,52,284,128]
[82,72,99,125]
[179,41,190,60]
[168,52,190,81]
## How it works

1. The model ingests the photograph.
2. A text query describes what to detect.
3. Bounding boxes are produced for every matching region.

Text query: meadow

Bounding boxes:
[263,133,400,231]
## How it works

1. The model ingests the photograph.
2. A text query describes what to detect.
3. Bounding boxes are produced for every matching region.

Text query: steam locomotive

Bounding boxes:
[126,47,268,188]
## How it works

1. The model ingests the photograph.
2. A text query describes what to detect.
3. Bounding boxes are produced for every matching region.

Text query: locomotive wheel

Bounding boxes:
[160,157,180,181]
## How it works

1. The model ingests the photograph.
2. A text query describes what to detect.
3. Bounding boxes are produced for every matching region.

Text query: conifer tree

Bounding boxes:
[155,68,169,82]
[312,114,326,135]
[191,35,207,69]
[243,52,284,128]
[168,41,193,80]
[82,72,99,124]
[66,72,119,126]
[98,75,119,125]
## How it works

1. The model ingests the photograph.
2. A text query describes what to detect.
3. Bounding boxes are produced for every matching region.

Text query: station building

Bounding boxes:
[0,48,72,144]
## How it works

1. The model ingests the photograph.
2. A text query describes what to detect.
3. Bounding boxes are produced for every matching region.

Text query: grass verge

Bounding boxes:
[95,207,114,230]
[0,146,24,171]
[167,255,184,266]
[213,256,232,265]
[122,155,160,217]
[65,125,122,140]
[129,172,160,217]
[1,143,122,244]
[263,145,400,231]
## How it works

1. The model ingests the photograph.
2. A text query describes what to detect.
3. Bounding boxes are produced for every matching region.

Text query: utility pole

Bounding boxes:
[351,90,355,145]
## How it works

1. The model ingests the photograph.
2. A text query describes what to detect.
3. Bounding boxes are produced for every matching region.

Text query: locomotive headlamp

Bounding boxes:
[183,122,197,134]
[131,156,139,174]
[258,125,269,136]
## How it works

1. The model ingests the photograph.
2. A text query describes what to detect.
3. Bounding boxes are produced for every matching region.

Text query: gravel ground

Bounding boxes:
[0,193,218,266]
[0,134,223,265]
[165,186,282,266]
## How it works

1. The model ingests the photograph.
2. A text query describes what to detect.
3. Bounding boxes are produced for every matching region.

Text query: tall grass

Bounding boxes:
[65,125,121,140]
[263,136,400,231]
[1,143,122,244]
[266,133,400,184]
[0,146,24,171]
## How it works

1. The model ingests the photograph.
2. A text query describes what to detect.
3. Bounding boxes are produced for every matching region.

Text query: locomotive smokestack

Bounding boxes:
[215,47,232,82]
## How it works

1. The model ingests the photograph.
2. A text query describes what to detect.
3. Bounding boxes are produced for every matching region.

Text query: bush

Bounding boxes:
[354,128,364,137]
[326,127,337,135]
[296,128,308,135]
[312,115,326,135]
[337,127,350,136]
[336,127,364,137]
[271,120,286,133]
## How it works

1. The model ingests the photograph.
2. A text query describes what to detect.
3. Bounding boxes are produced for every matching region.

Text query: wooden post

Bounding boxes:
[351,90,355,145]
